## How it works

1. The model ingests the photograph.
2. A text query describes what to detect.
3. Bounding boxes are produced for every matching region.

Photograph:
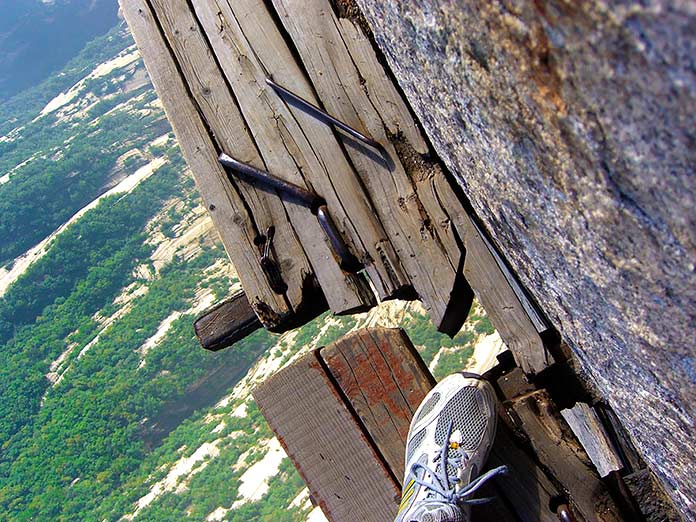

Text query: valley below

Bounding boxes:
[0,22,503,522]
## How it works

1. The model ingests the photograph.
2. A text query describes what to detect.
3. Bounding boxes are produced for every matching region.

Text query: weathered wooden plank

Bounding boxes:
[335,16,427,153]
[189,0,410,304]
[561,403,623,478]
[484,418,561,522]
[194,288,329,351]
[434,173,550,374]
[253,349,400,522]
[120,0,293,328]
[594,402,644,474]
[147,0,374,316]
[496,367,535,400]
[568,417,645,522]
[270,0,473,333]
[510,390,623,522]
[320,327,435,479]
[194,291,262,351]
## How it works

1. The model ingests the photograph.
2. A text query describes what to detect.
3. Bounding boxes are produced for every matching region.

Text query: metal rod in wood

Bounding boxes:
[218,153,362,273]
[266,78,382,150]
[219,153,322,209]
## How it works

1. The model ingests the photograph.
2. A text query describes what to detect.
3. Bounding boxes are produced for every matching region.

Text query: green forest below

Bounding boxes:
[0,23,494,522]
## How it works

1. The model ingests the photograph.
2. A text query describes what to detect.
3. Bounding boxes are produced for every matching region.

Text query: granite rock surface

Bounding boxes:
[354,0,695,518]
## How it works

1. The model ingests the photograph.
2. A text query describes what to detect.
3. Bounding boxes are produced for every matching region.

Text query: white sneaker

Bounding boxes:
[394,373,506,522]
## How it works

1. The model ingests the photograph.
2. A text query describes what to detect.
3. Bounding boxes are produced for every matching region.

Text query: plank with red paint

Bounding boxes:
[320,327,435,479]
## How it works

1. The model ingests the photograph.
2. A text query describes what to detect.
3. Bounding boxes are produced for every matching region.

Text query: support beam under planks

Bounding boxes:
[194,291,263,351]
[147,0,375,316]
[271,0,474,334]
[480,419,562,522]
[120,0,301,329]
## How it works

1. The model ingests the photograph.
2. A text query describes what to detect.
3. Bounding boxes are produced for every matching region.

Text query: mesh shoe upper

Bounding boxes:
[395,373,505,522]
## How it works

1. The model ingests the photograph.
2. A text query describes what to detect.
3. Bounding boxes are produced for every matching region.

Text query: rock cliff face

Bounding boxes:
[354,0,695,518]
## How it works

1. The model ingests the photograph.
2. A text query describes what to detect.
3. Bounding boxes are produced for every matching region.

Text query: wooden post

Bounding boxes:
[561,403,623,478]
[436,174,551,374]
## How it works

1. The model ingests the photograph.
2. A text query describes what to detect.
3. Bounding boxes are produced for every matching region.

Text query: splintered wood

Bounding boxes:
[121,0,549,373]
[561,402,623,478]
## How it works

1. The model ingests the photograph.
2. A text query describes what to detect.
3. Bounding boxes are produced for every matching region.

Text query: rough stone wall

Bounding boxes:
[354,0,695,518]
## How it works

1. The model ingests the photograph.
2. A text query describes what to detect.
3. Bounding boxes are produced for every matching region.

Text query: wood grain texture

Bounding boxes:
[147,0,374,316]
[253,349,400,522]
[320,327,435,479]
[435,173,550,374]
[190,0,410,305]
[270,0,471,332]
[478,419,561,522]
[511,390,623,522]
[194,291,262,351]
[561,403,623,478]
[120,0,293,328]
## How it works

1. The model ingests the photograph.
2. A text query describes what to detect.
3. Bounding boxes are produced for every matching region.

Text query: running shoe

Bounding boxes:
[394,372,506,522]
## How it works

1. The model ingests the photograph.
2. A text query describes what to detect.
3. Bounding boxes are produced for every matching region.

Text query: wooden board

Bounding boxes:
[320,327,435,479]
[270,0,473,333]
[253,349,401,522]
[561,403,623,478]
[510,390,623,522]
[124,0,551,348]
[120,0,297,328]
[190,0,411,303]
[146,0,375,316]
[434,173,551,374]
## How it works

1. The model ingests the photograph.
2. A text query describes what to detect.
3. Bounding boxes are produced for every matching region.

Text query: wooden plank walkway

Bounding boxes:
[117,2,653,520]
[254,329,632,522]
[121,0,551,376]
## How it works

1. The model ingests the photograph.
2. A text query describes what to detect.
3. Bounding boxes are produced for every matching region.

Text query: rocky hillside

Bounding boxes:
[0,23,502,521]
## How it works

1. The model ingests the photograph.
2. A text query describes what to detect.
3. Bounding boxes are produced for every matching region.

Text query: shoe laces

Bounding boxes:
[409,419,507,506]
